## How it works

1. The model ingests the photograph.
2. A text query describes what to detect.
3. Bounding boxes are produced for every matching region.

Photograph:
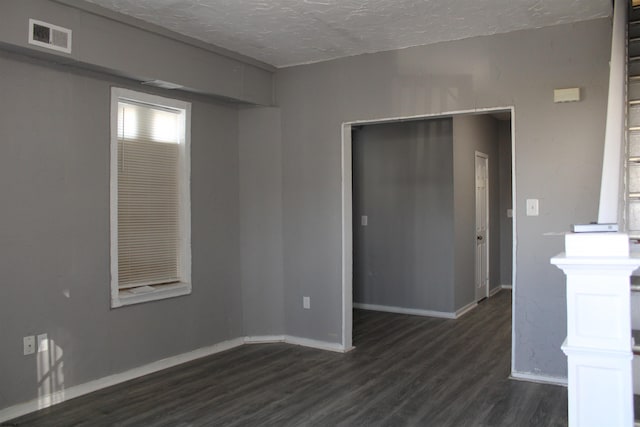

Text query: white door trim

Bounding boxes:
[341,106,516,372]
[341,123,354,351]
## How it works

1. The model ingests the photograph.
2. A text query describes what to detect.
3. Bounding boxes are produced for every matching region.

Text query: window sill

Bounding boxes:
[111,282,191,308]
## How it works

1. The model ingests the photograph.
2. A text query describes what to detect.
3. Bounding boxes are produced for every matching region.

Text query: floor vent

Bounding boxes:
[28,19,72,54]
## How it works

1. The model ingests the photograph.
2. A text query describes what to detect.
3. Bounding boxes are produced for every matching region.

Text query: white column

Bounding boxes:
[551,233,640,427]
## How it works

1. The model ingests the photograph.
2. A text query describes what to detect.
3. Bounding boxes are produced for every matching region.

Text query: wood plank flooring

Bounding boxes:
[4,290,570,426]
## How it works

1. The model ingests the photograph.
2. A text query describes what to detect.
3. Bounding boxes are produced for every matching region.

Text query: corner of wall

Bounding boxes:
[238,106,285,336]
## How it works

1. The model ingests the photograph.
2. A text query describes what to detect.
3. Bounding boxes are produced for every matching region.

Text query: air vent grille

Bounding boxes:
[28,19,72,54]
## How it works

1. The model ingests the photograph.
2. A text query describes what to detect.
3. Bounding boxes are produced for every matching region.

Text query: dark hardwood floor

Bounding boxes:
[4,290,569,426]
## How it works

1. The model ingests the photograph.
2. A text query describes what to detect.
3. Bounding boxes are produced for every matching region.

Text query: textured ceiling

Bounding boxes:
[81,0,611,68]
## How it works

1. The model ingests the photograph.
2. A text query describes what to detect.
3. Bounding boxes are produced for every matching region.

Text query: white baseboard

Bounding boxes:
[244,335,346,353]
[0,337,245,424]
[510,371,568,387]
[354,302,479,320]
[455,301,477,318]
[489,286,502,297]
[501,284,513,290]
[284,335,347,353]
[353,302,456,319]
[244,335,285,344]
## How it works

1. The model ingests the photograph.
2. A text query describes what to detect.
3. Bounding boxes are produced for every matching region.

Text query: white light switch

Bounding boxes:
[361,216,368,226]
[507,209,513,218]
[526,199,539,216]
[303,296,310,309]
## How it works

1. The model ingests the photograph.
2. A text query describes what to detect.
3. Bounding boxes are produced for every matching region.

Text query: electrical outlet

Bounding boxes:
[37,333,48,353]
[23,336,35,355]
[303,296,310,309]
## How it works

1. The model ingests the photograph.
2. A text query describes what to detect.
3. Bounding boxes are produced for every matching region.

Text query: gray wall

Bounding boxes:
[0,6,611,411]
[0,0,274,105]
[499,120,514,286]
[0,52,243,409]
[452,114,501,308]
[238,107,285,335]
[276,19,610,378]
[352,119,455,312]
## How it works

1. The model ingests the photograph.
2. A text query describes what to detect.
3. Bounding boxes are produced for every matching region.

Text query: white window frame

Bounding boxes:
[110,87,192,308]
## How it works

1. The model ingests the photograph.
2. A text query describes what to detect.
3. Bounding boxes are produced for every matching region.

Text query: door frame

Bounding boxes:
[340,106,516,376]
[475,151,490,301]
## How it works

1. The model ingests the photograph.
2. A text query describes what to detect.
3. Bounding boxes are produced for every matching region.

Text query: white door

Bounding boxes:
[475,152,489,301]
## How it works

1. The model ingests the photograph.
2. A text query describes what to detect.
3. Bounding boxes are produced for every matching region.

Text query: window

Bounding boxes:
[110,88,191,307]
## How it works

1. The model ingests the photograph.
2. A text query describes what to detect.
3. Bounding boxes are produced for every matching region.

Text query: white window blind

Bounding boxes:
[110,88,191,308]
[117,100,182,289]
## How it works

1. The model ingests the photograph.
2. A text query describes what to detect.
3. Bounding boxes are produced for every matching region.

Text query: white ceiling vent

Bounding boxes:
[28,19,72,54]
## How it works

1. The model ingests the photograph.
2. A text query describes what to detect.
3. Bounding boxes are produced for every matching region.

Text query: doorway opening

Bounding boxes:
[341,108,515,374]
